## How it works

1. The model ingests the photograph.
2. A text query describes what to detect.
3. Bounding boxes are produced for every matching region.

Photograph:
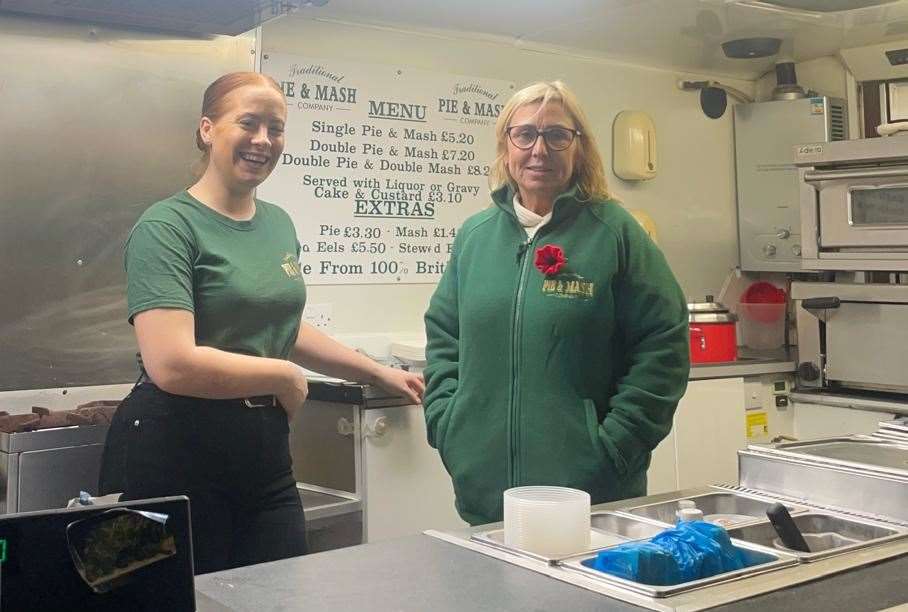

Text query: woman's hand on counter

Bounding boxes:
[277,362,309,418]
[289,322,424,403]
[373,366,425,405]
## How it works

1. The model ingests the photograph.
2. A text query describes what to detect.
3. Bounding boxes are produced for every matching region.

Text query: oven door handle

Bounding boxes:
[801,297,841,311]
[803,167,908,183]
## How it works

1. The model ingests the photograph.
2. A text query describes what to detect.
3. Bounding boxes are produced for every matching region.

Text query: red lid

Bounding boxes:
[741,281,786,304]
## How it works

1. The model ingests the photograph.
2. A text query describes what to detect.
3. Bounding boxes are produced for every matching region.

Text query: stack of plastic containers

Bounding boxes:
[503,486,591,556]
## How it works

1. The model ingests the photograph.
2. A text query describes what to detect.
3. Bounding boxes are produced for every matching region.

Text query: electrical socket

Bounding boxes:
[304,303,333,333]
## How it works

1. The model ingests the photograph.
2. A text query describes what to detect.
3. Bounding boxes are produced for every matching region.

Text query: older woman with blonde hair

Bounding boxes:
[423,80,689,525]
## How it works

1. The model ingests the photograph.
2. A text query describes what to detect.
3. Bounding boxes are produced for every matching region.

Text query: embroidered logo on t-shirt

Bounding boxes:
[281,254,303,279]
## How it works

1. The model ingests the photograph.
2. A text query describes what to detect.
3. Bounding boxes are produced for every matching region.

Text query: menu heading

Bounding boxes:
[259,55,513,285]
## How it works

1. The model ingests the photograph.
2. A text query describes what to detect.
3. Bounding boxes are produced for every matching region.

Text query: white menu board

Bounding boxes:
[258,54,514,285]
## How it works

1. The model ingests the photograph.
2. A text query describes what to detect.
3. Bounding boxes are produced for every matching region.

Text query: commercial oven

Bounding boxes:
[793,282,908,393]
[793,137,908,396]
[796,137,908,270]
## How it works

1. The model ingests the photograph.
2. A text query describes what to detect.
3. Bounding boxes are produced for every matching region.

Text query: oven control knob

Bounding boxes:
[798,362,820,382]
[792,244,802,256]
[776,229,791,239]
[763,243,777,257]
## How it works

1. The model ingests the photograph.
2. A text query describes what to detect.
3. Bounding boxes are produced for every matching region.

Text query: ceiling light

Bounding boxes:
[721,37,782,59]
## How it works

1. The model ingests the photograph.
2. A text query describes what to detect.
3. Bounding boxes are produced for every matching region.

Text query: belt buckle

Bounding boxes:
[243,396,275,408]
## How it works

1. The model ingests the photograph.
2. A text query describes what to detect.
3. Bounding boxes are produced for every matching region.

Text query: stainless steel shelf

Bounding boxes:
[296,483,361,521]
[790,389,908,416]
[690,348,797,380]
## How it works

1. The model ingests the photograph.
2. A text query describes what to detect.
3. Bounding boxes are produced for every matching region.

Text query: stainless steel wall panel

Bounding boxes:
[0,15,252,390]
[734,97,846,272]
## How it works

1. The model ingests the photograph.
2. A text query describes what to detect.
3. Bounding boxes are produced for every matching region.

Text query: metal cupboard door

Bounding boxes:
[17,444,104,512]
[362,405,466,542]
[289,400,357,494]
[825,302,908,392]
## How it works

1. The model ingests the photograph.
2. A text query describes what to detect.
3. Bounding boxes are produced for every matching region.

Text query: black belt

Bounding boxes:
[136,372,276,408]
[243,395,277,408]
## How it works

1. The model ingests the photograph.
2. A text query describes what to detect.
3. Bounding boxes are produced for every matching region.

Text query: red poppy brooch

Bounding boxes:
[534,244,567,277]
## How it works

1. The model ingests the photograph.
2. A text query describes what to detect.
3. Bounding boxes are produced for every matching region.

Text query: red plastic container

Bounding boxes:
[689,321,738,363]
[688,300,738,364]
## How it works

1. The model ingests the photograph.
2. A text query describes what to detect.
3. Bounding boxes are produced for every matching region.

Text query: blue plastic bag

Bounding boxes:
[651,521,747,581]
[588,521,750,585]
[587,541,681,585]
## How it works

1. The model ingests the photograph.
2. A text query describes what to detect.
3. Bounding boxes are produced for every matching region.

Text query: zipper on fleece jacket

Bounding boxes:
[509,234,538,487]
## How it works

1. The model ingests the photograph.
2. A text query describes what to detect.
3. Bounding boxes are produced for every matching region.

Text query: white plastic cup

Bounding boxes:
[503,486,591,556]
[677,507,704,522]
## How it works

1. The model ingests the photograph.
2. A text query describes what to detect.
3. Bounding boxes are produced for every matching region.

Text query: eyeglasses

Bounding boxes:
[506,125,581,151]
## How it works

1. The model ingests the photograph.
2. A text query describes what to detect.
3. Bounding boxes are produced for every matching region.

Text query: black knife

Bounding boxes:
[766,503,810,553]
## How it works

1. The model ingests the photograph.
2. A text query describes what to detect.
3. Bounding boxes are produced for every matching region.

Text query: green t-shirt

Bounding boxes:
[125,191,307,359]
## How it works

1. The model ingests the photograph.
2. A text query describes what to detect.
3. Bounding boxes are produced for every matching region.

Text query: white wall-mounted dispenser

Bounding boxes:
[613,110,657,181]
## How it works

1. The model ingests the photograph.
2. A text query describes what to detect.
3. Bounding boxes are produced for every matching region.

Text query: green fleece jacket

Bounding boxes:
[423,184,690,526]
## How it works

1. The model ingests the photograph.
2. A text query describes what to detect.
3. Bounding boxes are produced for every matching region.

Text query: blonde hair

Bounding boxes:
[490,81,609,201]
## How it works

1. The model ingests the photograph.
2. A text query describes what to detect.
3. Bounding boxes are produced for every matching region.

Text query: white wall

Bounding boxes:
[261,17,754,336]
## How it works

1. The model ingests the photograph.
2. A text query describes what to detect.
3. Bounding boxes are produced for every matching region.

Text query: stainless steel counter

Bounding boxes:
[194,487,908,612]
[307,377,412,408]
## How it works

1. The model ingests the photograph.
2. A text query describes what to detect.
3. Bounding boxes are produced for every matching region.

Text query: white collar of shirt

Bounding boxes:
[513,194,552,239]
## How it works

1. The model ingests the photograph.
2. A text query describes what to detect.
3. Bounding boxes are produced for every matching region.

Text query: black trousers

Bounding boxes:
[100,383,308,574]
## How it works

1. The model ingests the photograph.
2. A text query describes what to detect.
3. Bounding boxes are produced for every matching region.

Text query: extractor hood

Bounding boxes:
[840,38,908,81]
[739,0,900,11]
[0,0,305,36]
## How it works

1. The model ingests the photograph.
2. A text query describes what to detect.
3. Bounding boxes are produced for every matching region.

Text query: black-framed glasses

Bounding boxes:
[506,125,581,151]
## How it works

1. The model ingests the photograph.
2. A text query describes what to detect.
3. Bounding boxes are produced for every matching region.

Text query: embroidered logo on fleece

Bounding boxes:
[534,245,594,299]
[542,276,595,299]
[281,254,303,279]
